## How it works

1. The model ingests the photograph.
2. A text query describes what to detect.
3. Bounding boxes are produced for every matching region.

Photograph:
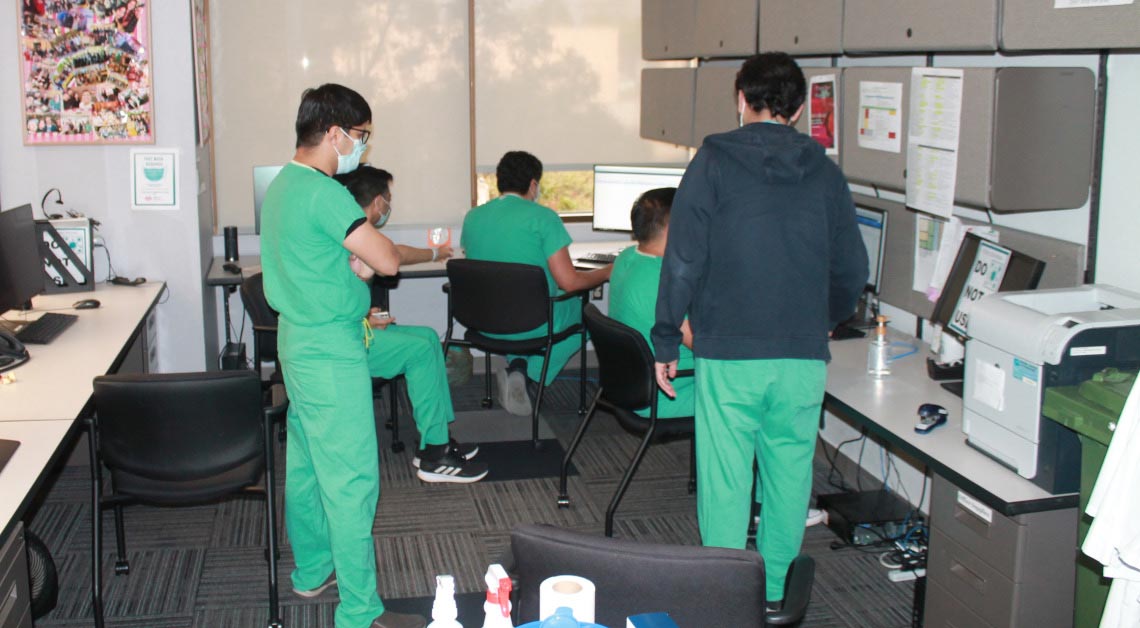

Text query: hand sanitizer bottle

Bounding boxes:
[427,575,463,628]
[867,315,891,378]
[481,564,513,628]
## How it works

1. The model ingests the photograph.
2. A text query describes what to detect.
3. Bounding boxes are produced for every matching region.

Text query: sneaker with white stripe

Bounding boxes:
[416,448,488,483]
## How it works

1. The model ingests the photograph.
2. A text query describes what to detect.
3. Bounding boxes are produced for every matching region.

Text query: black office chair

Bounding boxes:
[559,304,695,537]
[88,371,284,628]
[509,523,815,627]
[442,259,589,448]
[240,272,406,452]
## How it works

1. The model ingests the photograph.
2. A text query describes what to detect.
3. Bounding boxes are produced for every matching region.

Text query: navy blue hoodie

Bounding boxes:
[651,122,869,364]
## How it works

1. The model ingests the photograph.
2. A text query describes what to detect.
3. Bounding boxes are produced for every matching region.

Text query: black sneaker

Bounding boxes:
[411,438,478,468]
[416,447,488,483]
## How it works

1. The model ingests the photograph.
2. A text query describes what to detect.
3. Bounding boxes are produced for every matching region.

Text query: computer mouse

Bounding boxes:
[73,299,101,310]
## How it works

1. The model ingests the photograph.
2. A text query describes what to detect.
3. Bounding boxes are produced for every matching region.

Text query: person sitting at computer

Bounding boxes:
[460,151,611,416]
[334,165,485,483]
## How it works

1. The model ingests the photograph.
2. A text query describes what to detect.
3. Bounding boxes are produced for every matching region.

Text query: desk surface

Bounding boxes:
[825,332,1077,516]
[0,282,164,423]
[0,420,75,539]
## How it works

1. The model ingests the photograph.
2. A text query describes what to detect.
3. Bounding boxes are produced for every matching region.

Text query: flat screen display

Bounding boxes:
[252,165,284,235]
[855,205,888,294]
[0,204,44,312]
[592,165,685,233]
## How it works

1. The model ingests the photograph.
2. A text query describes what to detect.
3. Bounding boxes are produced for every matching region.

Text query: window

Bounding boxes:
[476,169,593,216]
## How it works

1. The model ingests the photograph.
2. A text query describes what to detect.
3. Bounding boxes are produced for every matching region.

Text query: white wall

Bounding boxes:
[1095,52,1140,294]
[1,2,210,372]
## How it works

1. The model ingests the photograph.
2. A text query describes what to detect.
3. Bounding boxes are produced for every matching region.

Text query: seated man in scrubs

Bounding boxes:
[334,165,484,479]
[460,150,611,415]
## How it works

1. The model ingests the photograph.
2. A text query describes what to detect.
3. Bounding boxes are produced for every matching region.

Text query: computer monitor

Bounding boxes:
[930,232,1046,343]
[592,165,686,232]
[0,204,44,313]
[252,165,284,234]
[855,205,888,294]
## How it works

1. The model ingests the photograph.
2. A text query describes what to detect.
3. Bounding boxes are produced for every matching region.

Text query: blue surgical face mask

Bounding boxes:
[373,197,392,228]
[334,128,366,174]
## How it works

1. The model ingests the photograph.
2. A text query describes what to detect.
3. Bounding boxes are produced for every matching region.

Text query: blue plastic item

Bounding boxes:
[517,606,607,628]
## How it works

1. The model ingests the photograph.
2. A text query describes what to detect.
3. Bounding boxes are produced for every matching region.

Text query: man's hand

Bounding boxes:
[434,245,455,262]
[368,307,395,330]
[655,360,679,399]
[350,254,375,281]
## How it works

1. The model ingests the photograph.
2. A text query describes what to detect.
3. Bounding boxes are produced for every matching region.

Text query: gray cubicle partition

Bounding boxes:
[843,0,999,53]
[642,0,697,60]
[758,0,844,56]
[840,67,911,192]
[695,0,757,59]
[858,194,1086,320]
[640,68,697,146]
[693,66,738,147]
[1002,0,1140,51]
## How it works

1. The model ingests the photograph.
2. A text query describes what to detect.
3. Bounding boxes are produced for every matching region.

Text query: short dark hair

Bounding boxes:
[334,164,393,208]
[495,151,542,195]
[630,187,675,243]
[294,84,371,148]
[734,53,806,121]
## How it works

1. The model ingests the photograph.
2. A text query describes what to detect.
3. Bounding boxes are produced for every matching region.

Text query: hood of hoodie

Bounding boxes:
[703,122,827,185]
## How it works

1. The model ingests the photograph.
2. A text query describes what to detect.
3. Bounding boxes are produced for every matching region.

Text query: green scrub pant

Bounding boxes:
[279,320,385,628]
[694,358,826,603]
[504,299,583,386]
[366,324,451,449]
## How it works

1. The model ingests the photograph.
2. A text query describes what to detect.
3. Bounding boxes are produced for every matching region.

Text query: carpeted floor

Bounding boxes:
[26,367,917,627]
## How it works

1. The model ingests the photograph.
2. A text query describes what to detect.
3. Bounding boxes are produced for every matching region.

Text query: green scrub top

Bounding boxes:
[609,246,695,418]
[260,162,370,326]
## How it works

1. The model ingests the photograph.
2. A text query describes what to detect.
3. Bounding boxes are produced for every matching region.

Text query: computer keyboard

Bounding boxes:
[16,312,78,344]
[577,251,619,265]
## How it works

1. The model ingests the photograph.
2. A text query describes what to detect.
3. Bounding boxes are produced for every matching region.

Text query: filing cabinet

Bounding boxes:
[640,68,697,147]
[1002,0,1140,51]
[642,0,697,60]
[843,0,999,52]
[758,0,843,56]
[694,0,757,58]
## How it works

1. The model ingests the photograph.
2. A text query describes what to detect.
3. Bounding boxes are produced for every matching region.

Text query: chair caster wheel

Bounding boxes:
[391,441,406,453]
[481,398,493,409]
[264,548,281,562]
[687,480,696,494]
[557,496,570,508]
[114,561,130,575]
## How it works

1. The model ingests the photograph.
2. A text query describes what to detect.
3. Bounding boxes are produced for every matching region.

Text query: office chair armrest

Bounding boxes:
[551,288,588,302]
[441,282,451,294]
[263,399,289,424]
[765,554,815,625]
[251,323,277,333]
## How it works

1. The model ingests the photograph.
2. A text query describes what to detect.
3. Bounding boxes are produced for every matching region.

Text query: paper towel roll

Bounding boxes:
[539,575,595,623]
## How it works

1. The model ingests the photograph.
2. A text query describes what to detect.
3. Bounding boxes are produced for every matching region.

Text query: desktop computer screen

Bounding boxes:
[0,204,44,312]
[930,232,1046,343]
[855,205,888,294]
[252,165,284,235]
[592,165,685,232]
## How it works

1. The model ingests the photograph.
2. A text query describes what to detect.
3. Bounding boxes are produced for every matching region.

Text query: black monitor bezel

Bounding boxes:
[854,204,888,295]
[0,204,45,312]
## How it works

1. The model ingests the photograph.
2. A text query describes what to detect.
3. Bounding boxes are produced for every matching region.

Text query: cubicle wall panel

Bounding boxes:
[642,0,698,60]
[841,67,910,192]
[793,68,841,166]
[693,66,739,147]
[1002,0,1140,51]
[695,0,757,58]
[990,68,1095,212]
[843,0,999,52]
[758,0,843,55]
[951,69,996,209]
[640,68,697,147]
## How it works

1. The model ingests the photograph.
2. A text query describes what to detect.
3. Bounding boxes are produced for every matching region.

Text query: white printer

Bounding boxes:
[963,285,1140,493]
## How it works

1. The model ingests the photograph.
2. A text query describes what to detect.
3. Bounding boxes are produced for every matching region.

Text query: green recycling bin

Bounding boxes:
[1042,368,1134,628]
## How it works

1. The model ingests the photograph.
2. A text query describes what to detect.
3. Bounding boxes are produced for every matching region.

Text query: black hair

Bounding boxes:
[495,151,543,195]
[630,187,675,243]
[294,83,371,149]
[334,164,393,208]
[734,52,806,121]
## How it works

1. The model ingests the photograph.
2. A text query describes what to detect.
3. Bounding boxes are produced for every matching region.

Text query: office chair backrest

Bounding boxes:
[583,304,656,412]
[511,524,767,628]
[239,272,278,362]
[446,259,551,334]
[92,371,264,489]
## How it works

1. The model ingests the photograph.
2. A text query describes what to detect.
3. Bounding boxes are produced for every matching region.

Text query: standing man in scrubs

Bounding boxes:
[652,53,868,610]
[461,151,611,415]
[260,84,427,628]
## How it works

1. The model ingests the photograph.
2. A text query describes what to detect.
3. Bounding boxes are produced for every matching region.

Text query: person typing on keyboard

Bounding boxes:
[461,151,611,416]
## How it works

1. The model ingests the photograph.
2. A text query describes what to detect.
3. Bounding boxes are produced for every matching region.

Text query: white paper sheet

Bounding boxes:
[913,214,944,293]
[906,68,964,218]
[1055,0,1133,7]
[946,239,1012,338]
[972,360,1006,412]
[857,81,903,153]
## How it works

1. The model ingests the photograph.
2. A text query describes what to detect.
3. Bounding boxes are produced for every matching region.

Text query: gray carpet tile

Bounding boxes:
[46,548,205,621]
[374,532,489,598]
[195,546,280,609]
[373,484,484,537]
[470,478,602,529]
[65,504,219,554]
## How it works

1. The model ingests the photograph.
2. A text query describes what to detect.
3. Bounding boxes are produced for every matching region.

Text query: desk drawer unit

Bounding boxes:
[924,578,994,628]
[926,474,1075,627]
[0,523,32,628]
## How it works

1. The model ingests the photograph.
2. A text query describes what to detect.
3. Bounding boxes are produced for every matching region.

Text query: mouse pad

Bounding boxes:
[0,439,19,475]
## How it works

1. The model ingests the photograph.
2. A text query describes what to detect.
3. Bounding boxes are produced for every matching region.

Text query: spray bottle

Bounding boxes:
[481,564,514,628]
[866,315,891,378]
[427,574,463,628]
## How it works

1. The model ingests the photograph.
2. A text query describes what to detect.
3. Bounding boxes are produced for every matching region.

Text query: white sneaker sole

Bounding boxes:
[495,368,532,416]
[292,576,336,598]
[416,468,488,483]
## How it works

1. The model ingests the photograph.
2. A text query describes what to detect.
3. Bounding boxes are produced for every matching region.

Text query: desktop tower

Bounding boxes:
[816,489,914,546]
[221,342,246,371]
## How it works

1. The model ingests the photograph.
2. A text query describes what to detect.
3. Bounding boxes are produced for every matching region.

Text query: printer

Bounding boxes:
[963,285,1140,493]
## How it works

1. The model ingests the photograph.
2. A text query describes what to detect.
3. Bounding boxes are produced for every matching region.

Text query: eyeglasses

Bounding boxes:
[345,126,371,145]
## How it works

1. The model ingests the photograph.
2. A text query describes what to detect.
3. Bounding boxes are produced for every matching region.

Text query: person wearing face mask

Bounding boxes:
[652,53,868,611]
[259,84,429,628]
[460,150,612,416]
[333,165,486,481]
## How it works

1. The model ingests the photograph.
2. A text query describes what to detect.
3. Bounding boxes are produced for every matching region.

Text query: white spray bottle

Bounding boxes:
[481,564,514,628]
[427,574,463,628]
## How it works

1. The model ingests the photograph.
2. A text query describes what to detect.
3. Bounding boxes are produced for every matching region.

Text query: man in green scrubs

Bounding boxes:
[260,84,431,628]
[334,165,485,479]
[461,151,611,415]
[652,54,868,608]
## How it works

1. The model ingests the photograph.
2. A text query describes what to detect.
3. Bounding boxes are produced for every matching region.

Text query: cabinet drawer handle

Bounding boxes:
[949,559,985,593]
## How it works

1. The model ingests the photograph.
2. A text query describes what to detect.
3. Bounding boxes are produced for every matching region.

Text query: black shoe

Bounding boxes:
[412,438,478,468]
[370,610,427,628]
[416,446,488,483]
